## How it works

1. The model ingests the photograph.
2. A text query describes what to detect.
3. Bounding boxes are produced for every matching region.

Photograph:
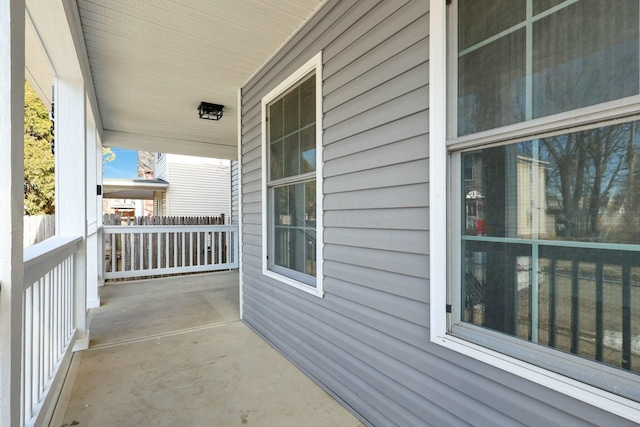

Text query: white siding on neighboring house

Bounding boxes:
[154,152,167,180]
[163,154,230,219]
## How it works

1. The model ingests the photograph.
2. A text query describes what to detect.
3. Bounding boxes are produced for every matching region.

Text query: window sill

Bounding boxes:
[262,268,323,298]
[431,332,640,423]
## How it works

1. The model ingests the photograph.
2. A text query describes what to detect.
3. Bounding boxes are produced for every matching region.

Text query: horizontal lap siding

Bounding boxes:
[230,160,239,224]
[240,1,633,426]
[155,153,167,179]
[166,158,230,217]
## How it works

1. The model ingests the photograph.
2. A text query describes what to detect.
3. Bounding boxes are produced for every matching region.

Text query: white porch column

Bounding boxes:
[0,1,25,426]
[55,78,89,350]
[97,132,104,288]
[86,111,100,308]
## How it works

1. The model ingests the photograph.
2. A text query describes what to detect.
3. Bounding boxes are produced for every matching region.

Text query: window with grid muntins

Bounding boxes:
[449,0,640,402]
[266,74,317,286]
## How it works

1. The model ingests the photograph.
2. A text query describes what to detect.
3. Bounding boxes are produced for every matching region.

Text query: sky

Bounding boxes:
[103,148,139,179]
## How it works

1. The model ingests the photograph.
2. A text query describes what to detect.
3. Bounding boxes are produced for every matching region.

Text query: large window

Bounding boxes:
[434,0,640,412]
[261,52,323,296]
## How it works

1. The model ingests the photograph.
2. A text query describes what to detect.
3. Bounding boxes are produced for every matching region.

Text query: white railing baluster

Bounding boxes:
[37,278,43,400]
[197,231,202,266]
[43,272,50,395]
[120,233,125,273]
[33,279,40,411]
[156,231,161,269]
[181,232,186,267]
[129,232,134,273]
[110,233,115,274]
[23,286,33,423]
[52,266,58,361]
[147,232,152,271]
[68,256,74,340]
[139,232,144,271]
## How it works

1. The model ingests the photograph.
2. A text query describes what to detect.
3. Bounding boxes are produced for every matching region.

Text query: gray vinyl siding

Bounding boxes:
[239,1,635,426]
[230,160,239,225]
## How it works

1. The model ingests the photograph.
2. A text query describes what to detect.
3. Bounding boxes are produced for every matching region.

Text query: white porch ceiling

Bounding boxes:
[75,0,322,159]
[25,15,55,108]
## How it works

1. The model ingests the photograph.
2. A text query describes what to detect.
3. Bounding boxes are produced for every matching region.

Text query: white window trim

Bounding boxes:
[428,1,640,422]
[260,51,324,298]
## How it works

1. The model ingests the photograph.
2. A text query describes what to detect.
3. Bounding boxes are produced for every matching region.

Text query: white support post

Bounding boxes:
[97,132,104,288]
[55,78,89,351]
[86,111,100,308]
[0,1,25,426]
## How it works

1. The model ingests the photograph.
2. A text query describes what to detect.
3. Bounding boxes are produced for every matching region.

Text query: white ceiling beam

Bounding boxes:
[102,130,238,160]
[26,0,103,138]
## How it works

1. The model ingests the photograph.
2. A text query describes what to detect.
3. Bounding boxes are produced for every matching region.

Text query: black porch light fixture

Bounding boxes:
[197,102,224,120]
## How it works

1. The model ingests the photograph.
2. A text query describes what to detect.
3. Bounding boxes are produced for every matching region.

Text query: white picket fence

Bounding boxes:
[103,224,238,280]
[22,235,81,427]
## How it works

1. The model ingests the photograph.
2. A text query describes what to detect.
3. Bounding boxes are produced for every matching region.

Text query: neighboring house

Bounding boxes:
[154,153,230,220]
[102,177,169,218]
[5,1,640,427]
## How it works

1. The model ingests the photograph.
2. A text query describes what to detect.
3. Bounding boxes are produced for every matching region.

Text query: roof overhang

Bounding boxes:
[24,0,324,160]
[103,178,168,200]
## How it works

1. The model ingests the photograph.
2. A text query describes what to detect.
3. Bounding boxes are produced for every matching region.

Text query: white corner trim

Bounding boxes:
[429,0,448,342]
[261,51,324,297]
[237,87,244,319]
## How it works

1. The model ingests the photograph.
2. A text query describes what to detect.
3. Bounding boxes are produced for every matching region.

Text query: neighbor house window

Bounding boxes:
[437,0,640,408]
[261,52,323,296]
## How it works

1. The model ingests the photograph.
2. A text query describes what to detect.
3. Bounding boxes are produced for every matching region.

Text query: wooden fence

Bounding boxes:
[103,214,226,226]
[103,215,237,280]
[24,214,55,247]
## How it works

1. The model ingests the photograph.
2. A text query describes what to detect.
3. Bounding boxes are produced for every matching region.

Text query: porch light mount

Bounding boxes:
[197,102,224,121]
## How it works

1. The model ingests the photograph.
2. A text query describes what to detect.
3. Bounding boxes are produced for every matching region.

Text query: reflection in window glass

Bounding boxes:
[464,121,640,244]
[457,0,640,136]
[532,0,564,15]
[461,120,640,374]
[463,241,532,340]
[269,74,316,181]
[458,29,526,135]
[267,72,317,284]
[532,0,639,118]
[273,182,316,277]
[458,0,525,51]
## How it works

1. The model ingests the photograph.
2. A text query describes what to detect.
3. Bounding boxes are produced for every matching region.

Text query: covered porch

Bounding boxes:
[51,272,360,426]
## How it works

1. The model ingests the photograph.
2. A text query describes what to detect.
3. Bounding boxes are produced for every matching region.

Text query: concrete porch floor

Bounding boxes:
[52,271,362,427]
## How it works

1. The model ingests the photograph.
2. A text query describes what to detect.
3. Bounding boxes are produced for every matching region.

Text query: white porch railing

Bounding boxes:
[103,225,238,280]
[22,235,81,427]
